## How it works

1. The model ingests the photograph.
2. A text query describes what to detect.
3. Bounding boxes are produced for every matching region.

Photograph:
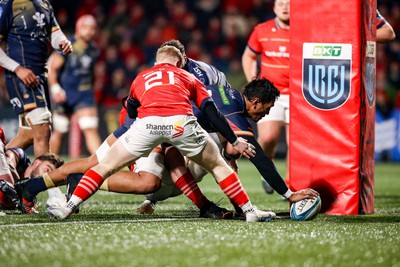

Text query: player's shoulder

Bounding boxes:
[254,19,276,30]
[188,57,217,70]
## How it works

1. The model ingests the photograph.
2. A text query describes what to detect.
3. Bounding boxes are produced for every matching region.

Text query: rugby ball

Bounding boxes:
[290,196,321,221]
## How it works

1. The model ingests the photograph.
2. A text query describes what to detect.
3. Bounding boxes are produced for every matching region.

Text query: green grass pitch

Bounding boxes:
[1,160,399,267]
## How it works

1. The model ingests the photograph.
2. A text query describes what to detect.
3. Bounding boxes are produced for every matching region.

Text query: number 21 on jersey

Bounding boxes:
[144,71,175,91]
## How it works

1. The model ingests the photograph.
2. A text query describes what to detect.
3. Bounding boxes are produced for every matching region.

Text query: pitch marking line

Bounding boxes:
[0,217,203,227]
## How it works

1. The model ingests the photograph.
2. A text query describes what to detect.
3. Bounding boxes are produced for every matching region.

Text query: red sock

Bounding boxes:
[218,172,249,206]
[73,169,104,202]
[175,172,208,209]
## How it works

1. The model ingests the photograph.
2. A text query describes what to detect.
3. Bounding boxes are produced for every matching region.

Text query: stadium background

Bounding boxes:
[0,0,399,161]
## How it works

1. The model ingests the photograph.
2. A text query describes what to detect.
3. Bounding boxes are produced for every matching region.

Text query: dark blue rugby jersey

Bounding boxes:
[186,58,231,88]
[59,37,99,98]
[0,0,60,75]
[193,84,253,137]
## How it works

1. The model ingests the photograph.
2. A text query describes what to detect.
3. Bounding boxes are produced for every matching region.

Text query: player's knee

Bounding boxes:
[24,107,52,126]
[52,114,70,133]
[144,176,161,193]
[78,116,99,130]
[95,141,110,162]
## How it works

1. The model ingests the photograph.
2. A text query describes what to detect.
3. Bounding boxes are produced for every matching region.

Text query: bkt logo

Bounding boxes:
[313,46,342,57]
[303,43,352,110]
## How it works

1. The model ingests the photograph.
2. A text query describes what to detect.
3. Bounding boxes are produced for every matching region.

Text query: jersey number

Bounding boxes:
[144,71,174,91]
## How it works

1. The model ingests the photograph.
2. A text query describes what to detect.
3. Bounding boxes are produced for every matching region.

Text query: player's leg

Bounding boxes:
[106,147,164,194]
[136,147,232,218]
[257,120,282,159]
[171,118,274,222]
[15,134,116,212]
[47,137,138,219]
[8,75,52,157]
[5,126,33,151]
[0,141,22,210]
[49,118,158,219]
[76,107,102,155]
[0,142,15,185]
[163,146,210,209]
[50,113,70,155]
[189,136,275,222]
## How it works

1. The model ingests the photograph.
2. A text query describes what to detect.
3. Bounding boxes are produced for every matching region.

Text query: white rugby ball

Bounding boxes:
[290,196,321,221]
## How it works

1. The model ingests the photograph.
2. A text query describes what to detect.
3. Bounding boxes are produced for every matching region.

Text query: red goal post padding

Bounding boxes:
[289,0,376,214]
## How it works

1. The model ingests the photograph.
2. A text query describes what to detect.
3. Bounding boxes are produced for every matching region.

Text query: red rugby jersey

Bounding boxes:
[247,19,290,94]
[129,63,212,118]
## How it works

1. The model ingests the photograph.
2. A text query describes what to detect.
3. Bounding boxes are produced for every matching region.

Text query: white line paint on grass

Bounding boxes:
[0,217,203,227]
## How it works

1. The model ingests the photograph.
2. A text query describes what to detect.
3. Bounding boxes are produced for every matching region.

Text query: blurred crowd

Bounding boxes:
[0,0,399,115]
[376,1,400,116]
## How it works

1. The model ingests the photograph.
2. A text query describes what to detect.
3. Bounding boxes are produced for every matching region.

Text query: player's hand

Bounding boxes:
[288,188,319,202]
[52,90,67,103]
[14,66,40,88]
[232,137,256,159]
[50,83,67,103]
[59,40,73,55]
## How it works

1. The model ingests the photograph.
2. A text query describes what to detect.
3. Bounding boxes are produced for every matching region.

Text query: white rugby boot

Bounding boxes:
[245,206,276,222]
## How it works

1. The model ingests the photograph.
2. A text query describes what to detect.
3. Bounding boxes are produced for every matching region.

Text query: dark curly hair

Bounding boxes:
[243,77,280,104]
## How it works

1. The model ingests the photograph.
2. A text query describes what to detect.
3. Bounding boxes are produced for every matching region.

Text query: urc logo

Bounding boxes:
[302,43,352,110]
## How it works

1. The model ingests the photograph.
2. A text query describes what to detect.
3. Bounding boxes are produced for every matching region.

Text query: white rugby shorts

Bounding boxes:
[121,115,208,158]
[259,94,290,124]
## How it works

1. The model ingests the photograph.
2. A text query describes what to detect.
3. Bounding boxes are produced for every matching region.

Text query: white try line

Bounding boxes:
[0,217,204,227]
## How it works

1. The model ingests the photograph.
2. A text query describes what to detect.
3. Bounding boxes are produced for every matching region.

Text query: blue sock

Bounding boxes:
[26,177,47,197]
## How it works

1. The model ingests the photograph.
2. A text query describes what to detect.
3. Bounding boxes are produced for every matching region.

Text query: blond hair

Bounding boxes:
[155,46,184,68]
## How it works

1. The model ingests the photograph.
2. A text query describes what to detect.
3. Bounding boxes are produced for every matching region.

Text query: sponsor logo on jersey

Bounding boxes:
[302,43,352,110]
[264,49,289,58]
[147,123,173,136]
[218,85,230,105]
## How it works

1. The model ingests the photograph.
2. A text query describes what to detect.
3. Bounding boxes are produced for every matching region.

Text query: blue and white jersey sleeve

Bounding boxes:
[187,58,231,88]
[194,84,253,136]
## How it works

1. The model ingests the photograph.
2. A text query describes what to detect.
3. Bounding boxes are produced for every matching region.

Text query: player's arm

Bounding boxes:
[246,136,319,201]
[0,36,39,88]
[201,101,255,158]
[48,53,66,103]
[51,28,72,55]
[376,9,396,43]
[242,135,291,196]
[49,5,72,55]
[242,46,259,82]
[377,23,396,43]
[229,135,318,201]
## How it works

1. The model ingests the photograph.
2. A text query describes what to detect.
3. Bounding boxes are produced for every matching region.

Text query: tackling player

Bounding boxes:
[47,45,276,222]
[15,40,235,219]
